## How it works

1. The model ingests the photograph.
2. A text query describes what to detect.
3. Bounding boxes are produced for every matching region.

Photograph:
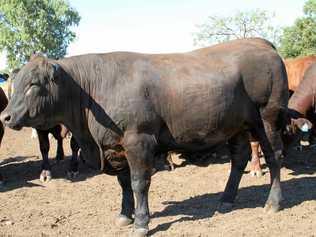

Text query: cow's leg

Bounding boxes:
[219,131,250,213]
[37,129,52,182]
[250,141,263,177]
[67,136,80,179]
[123,132,156,237]
[116,169,135,227]
[253,119,283,213]
[51,125,64,162]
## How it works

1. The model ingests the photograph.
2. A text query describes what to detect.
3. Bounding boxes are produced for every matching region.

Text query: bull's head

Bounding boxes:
[0,55,65,130]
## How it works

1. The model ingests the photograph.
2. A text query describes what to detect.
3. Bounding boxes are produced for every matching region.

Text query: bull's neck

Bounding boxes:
[57,56,123,137]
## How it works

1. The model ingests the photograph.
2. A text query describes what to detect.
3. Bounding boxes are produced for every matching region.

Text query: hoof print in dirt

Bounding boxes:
[217,202,233,214]
[40,170,52,183]
[115,215,133,227]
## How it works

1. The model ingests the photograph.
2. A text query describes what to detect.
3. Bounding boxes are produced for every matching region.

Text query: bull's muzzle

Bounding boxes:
[0,112,11,125]
[0,111,22,130]
[299,123,311,147]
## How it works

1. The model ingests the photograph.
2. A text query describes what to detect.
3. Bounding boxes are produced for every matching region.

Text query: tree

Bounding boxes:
[193,9,281,47]
[0,0,80,69]
[279,0,316,58]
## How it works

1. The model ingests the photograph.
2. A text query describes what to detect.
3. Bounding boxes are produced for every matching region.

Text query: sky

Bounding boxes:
[0,0,306,69]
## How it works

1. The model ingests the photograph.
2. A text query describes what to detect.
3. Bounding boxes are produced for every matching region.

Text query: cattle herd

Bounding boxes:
[0,38,315,236]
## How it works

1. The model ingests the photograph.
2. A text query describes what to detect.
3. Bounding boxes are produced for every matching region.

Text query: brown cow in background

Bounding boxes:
[250,56,316,177]
[286,55,316,92]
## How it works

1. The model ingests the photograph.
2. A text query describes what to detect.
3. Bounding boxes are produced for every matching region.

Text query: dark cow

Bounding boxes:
[8,69,80,182]
[0,86,8,186]
[250,56,316,177]
[0,38,288,236]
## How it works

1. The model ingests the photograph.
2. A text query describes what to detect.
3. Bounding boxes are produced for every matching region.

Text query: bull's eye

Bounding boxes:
[25,84,39,96]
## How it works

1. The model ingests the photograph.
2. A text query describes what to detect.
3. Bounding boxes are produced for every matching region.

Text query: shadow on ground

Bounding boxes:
[149,175,316,235]
[0,155,100,192]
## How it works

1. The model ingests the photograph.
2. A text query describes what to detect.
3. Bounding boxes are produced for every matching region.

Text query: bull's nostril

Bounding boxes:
[4,115,11,123]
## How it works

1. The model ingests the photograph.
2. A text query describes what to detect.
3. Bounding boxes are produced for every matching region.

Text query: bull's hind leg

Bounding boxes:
[252,119,283,213]
[122,132,156,237]
[116,169,135,227]
[37,129,52,182]
[219,132,250,213]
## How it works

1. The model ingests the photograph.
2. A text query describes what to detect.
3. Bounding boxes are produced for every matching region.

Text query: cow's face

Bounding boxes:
[0,56,63,130]
[284,118,313,147]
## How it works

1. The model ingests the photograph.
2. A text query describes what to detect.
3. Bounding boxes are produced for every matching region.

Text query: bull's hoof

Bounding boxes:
[250,169,263,177]
[40,170,52,183]
[116,214,133,227]
[130,228,149,237]
[217,202,233,213]
[264,202,281,213]
[67,171,79,180]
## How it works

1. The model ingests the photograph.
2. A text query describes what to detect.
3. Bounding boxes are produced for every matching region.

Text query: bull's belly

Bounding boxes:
[160,124,241,152]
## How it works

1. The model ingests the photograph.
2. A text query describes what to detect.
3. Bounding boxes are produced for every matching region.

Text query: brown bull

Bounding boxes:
[1,38,288,236]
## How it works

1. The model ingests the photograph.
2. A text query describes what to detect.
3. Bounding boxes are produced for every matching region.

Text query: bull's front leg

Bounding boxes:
[116,169,135,227]
[122,132,156,237]
[37,129,52,182]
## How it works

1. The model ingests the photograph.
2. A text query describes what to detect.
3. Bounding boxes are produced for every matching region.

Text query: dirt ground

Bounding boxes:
[1,127,316,237]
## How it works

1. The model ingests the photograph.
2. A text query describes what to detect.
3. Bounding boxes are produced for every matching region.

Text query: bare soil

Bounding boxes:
[1,127,316,237]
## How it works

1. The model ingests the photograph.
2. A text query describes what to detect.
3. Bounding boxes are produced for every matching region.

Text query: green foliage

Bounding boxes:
[0,0,80,69]
[193,9,281,47]
[279,0,316,58]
